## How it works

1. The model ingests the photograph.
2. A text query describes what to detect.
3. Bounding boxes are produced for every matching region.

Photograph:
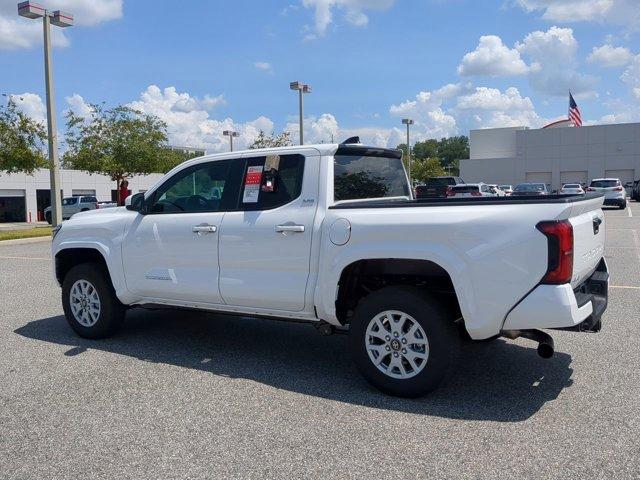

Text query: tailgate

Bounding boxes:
[568,197,605,288]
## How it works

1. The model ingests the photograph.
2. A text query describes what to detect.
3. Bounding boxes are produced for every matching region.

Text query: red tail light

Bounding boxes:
[613,186,623,192]
[95,203,99,209]
[445,186,453,197]
[536,220,573,284]
[471,191,481,196]
[586,187,595,191]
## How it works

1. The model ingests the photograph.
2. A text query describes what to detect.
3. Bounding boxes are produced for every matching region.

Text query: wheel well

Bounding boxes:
[55,248,108,285]
[335,259,461,324]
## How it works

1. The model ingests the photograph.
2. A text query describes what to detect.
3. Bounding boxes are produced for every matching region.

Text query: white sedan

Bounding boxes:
[559,183,585,195]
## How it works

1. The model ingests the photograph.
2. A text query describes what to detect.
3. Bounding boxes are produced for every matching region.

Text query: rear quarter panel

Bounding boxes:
[316,203,564,339]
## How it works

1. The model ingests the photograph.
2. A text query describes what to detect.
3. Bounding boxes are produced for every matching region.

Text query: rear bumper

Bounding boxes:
[603,197,625,206]
[503,258,609,332]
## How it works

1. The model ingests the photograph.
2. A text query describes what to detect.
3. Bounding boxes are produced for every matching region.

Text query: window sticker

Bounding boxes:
[243,165,263,203]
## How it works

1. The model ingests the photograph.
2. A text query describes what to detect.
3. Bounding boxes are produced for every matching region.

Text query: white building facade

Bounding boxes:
[0,169,164,223]
[460,122,640,190]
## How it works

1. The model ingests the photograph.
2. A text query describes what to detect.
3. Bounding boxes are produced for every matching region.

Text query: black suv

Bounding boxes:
[416,176,465,199]
[632,180,640,201]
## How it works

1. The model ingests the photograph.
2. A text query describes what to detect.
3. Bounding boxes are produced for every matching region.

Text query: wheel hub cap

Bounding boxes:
[365,310,429,379]
[69,279,101,327]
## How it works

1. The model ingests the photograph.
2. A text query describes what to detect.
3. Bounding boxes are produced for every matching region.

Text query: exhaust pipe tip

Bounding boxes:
[537,343,554,359]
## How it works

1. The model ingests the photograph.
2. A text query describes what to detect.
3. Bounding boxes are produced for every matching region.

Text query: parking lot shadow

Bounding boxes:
[15,308,573,422]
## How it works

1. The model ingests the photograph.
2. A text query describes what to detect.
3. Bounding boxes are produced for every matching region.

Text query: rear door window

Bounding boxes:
[239,154,305,211]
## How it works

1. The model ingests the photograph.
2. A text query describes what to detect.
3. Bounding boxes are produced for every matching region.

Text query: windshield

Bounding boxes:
[514,184,545,192]
[563,184,580,188]
[425,177,456,187]
[590,180,618,188]
[334,155,410,201]
[62,198,77,206]
[499,185,511,190]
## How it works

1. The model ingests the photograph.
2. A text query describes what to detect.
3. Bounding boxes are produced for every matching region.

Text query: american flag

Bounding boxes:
[569,92,582,127]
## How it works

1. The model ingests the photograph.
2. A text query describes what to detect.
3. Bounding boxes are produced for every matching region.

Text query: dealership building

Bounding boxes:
[460,121,640,190]
[0,146,205,223]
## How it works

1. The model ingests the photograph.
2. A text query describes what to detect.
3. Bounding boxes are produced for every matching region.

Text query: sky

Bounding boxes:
[1,0,639,152]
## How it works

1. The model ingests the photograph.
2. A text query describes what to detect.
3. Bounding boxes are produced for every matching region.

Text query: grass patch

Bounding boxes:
[0,226,52,242]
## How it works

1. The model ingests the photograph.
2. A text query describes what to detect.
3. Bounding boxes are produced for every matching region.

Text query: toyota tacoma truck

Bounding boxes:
[51,140,609,397]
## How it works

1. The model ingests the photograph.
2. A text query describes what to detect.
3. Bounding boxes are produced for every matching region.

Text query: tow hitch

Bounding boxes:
[501,329,555,358]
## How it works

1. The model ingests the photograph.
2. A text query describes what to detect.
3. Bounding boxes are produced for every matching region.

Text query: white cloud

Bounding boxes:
[515,26,598,96]
[514,0,640,28]
[64,93,93,118]
[587,44,633,67]
[6,92,46,124]
[128,85,271,153]
[0,0,122,50]
[254,61,274,74]
[621,54,640,92]
[458,35,530,77]
[301,0,396,38]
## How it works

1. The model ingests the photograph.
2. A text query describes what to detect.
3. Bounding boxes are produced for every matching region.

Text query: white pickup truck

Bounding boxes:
[52,141,609,397]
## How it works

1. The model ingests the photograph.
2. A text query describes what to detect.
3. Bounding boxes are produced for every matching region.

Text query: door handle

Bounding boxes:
[192,224,217,234]
[275,224,305,233]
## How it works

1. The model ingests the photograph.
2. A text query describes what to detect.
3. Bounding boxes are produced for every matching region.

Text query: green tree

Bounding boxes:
[249,130,293,149]
[411,158,446,183]
[0,100,47,175]
[64,104,178,191]
[437,135,469,168]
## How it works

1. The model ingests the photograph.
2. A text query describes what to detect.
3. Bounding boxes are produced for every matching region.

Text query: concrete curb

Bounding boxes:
[0,236,51,247]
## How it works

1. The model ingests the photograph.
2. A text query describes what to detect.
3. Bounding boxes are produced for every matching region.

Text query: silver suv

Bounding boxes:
[44,196,98,224]
[587,178,627,209]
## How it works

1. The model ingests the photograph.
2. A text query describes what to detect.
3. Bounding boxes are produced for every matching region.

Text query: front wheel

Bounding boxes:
[62,263,125,339]
[349,286,459,397]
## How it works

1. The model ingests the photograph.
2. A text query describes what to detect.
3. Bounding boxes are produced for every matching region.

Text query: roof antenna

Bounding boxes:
[340,136,360,145]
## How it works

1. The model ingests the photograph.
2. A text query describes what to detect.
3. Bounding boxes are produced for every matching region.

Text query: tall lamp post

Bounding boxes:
[402,118,414,184]
[18,2,73,227]
[289,81,311,145]
[223,130,239,152]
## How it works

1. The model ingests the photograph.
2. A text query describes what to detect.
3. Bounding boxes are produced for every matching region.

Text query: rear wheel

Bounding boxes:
[62,263,125,339]
[619,201,627,210]
[349,286,459,397]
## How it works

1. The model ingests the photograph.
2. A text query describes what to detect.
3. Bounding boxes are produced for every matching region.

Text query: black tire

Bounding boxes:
[349,286,460,398]
[81,208,89,212]
[619,201,627,210]
[61,263,125,339]
[45,212,52,224]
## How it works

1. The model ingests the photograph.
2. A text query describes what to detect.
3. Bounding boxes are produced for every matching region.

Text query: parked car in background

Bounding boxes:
[448,183,497,198]
[588,178,626,209]
[560,183,585,195]
[512,183,549,196]
[45,196,99,224]
[632,180,640,201]
[487,184,506,196]
[624,181,634,197]
[499,185,513,195]
[415,176,464,199]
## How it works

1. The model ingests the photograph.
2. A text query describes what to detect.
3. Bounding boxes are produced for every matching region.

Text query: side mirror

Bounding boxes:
[126,192,146,213]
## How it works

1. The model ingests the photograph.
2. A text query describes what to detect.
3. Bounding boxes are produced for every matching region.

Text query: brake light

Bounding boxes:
[586,187,595,191]
[445,186,453,197]
[613,186,623,192]
[471,191,481,196]
[536,220,573,284]
[95,203,99,209]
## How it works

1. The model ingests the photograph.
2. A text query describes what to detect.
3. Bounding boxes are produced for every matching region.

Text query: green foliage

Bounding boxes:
[0,101,47,175]
[63,104,174,182]
[397,135,469,180]
[411,158,446,183]
[249,130,293,149]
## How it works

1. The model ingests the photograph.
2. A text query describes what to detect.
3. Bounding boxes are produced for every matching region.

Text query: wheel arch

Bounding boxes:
[55,247,109,285]
[333,258,464,326]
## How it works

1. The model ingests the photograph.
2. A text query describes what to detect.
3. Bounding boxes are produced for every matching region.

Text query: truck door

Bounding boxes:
[218,152,320,311]
[122,159,239,304]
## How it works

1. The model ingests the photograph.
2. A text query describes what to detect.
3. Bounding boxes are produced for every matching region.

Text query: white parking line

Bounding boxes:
[0,255,50,261]
[628,206,633,217]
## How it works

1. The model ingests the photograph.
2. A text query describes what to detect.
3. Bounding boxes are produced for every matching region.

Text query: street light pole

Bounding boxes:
[43,13,62,226]
[223,130,239,152]
[18,2,73,227]
[289,81,311,145]
[402,118,414,184]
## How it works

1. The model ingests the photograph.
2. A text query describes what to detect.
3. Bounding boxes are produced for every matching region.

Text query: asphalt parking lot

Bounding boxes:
[1,203,639,479]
